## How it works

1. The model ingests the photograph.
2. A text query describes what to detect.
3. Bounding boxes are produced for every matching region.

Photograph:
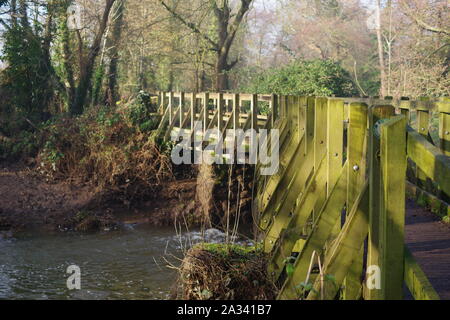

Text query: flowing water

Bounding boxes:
[0,224,194,300]
[0,224,251,300]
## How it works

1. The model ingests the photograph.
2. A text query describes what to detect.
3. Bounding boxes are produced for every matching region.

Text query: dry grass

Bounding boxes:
[36,105,174,201]
[175,243,277,300]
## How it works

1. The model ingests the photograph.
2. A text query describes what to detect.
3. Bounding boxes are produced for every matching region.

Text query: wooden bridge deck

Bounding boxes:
[406,200,450,300]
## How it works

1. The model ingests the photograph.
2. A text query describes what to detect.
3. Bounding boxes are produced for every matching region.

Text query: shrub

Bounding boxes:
[124,91,159,132]
[37,104,173,200]
[244,59,358,97]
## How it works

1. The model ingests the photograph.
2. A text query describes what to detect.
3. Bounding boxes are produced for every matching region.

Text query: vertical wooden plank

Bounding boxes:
[179,92,185,128]
[217,93,224,134]
[347,103,369,215]
[169,92,174,125]
[380,115,407,300]
[251,94,258,132]
[439,111,450,156]
[327,99,344,191]
[291,96,299,138]
[416,109,430,187]
[298,97,307,142]
[343,102,368,300]
[203,92,209,133]
[233,94,240,130]
[190,93,197,132]
[366,105,395,300]
[280,95,287,119]
[417,110,430,139]
[271,94,278,126]
[399,100,411,126]
[306,97,315,154]
[313,98,328,221]
[327,99,345,251]
[160,91,166,115]
[314,98,328,170]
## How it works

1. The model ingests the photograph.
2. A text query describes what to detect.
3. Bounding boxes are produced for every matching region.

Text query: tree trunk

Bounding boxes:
[11,0,17,27]
[70,0,116,115]
[160,0,252,92]
[215,53,229,91]
[18,0,29,28]
[376,0,387,97]
[214,8,230,91]
[106,0,125,105]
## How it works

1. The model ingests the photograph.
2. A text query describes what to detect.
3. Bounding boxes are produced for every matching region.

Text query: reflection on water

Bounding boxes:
[0,224,185,300]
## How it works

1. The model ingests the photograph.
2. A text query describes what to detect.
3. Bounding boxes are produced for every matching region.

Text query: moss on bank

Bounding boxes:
[174,243,277,300]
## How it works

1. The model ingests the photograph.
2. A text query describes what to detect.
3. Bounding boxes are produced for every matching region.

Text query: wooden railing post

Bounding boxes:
[366,105,395,300]
[399,98,411,126]
[217,93,224,134]
[438,99,450,156]
[279,95,285,119]
[342,102,368,300]
[160,91,166,115]
[251,94,258,132]
[203,93,209,134]
[168,92,174,125]
[416,101,431,188]
[314,98,328,171]
[233,94,240,131]
[380,115,407,300]
[190,92,197,132]
[327,98,345,243]
[271,94,278,127]
[179,92,185,128]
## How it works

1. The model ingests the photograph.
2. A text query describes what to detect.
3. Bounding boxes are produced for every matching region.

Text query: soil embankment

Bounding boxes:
[0,164,198,234]
[0,162,253,235]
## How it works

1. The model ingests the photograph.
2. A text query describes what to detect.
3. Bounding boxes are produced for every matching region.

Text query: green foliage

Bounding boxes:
[0,130,40,161]
[244,59,358,97]
[92,65,106,106]
[74,209,92,223]
[125,91,159,132]
[1,21,53,122]
[199,243,260,260]
[294,273,339,300]
[283,256,296,277]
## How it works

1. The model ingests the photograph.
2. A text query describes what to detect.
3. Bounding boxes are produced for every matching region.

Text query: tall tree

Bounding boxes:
[376,0,387,97]
[105,0,125,105]
[56,0,117,115]
[159,0,253,91]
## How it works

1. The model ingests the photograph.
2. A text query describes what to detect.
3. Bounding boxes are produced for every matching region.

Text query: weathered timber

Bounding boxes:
[407,128,450,197]
[308,182,369,300]
[380,115,407,299]
[343,102,368,300]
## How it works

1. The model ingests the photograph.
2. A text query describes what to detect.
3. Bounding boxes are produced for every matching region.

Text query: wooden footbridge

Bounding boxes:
[155,92,450,300]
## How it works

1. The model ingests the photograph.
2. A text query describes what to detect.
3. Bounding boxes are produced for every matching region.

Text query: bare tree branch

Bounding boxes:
[159,0,218,50]
[400,1,450,36]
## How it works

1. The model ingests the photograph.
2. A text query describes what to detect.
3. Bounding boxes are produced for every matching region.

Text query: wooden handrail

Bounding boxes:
[407,127,450,196]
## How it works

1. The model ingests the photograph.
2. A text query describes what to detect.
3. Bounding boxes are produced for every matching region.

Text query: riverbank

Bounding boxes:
[0,164,198,234]
[0,162,254,237]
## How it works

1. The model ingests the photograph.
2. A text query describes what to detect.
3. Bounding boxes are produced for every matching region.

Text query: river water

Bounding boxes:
[0,224,200,300]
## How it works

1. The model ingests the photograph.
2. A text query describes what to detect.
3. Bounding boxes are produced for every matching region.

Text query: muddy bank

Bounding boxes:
[0,162,253,235]
[0,164,199,234]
